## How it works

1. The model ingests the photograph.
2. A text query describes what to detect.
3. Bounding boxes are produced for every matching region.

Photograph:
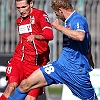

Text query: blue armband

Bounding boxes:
[7,88,27,100]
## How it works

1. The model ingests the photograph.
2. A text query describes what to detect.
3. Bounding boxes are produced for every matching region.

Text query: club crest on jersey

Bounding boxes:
[30,16,35,24]
[43,14,50,23]
[68,26,70,29]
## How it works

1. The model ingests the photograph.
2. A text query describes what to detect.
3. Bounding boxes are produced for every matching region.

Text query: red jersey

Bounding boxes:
[13,8,53,65]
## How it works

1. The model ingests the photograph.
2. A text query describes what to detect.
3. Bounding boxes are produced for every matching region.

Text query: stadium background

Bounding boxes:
[0,0,100,100]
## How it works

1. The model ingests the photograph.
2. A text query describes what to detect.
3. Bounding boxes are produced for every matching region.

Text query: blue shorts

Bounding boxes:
[40,61,96,100]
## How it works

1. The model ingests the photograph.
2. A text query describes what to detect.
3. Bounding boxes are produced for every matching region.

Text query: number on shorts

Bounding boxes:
[7,66,12,74]
[43,64,54,74]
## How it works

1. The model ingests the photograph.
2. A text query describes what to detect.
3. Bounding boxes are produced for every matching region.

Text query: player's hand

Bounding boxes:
[27,35,35,42]
[52,19,61,30]
[87,53,95,69]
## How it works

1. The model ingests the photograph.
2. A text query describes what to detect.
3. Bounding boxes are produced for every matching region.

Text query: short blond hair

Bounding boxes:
[50,0,73,11]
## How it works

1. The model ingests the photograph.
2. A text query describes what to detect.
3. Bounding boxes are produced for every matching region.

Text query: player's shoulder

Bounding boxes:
[71,12,87,25]
[32,8,47,16]
[73,12,87,22]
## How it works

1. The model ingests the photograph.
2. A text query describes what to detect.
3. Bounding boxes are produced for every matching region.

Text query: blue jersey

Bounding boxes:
[58,11,92,74]
[63,11,90,56]
[40,11,95,100]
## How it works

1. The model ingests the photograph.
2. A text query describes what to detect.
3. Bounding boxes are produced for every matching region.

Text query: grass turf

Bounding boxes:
[48,86,62,94]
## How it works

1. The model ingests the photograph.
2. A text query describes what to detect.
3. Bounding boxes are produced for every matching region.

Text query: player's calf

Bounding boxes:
[7,88,27,100]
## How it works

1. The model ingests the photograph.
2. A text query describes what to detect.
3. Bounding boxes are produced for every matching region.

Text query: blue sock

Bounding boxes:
[7,88,27,100]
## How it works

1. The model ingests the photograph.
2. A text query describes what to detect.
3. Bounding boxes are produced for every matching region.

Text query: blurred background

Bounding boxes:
[0,0,100,100]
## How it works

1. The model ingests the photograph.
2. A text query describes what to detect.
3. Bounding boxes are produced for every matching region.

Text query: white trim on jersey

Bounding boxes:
[42,26,52,30]
[76,29,85,33]
[32,40,38,65]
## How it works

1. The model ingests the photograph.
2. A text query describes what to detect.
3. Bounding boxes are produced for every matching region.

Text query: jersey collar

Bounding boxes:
[65,10,77,26]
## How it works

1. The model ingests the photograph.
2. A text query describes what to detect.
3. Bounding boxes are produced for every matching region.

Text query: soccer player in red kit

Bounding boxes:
[0,0,53,100]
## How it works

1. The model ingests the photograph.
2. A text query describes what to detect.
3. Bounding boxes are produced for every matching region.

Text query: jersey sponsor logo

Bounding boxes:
[43,14,50,23]
[43,64,54,74]
[19,24,32,34]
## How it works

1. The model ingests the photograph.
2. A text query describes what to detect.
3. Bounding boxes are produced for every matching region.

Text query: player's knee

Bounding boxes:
[5,82,17,93]
[19,79,30,92]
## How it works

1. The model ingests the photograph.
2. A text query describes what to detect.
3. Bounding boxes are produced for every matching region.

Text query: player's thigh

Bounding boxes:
[27,68,47,87]
[19,68,47,92]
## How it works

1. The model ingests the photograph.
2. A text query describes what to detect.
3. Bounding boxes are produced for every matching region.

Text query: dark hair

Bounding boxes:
[50,0,73,11]
[15,0,32,4]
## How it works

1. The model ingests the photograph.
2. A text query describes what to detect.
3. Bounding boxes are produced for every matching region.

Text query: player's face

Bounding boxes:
[54,10,65,22]
[16,0,33,18]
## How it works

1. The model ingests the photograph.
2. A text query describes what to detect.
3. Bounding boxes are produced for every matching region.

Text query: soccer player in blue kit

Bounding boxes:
[7,0,98,100]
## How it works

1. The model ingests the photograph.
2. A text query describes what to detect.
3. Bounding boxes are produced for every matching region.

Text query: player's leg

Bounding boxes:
[7,62,63,100]
[0,82,18,100]
[2,58,24,100]
[7,68,47,100]
[19,68,47,92]
[19,62,61,93]
[0,58,19,100]
[21,62,44,100]
[7,62,58,100]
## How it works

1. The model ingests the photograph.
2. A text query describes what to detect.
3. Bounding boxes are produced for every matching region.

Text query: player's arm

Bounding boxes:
[37,11,54,40]
[27,29,53,42]
[27,34,45,42]
[52,18,85,41]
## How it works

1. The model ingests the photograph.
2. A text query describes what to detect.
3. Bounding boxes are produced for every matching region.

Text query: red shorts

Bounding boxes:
[6,58,44,98]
